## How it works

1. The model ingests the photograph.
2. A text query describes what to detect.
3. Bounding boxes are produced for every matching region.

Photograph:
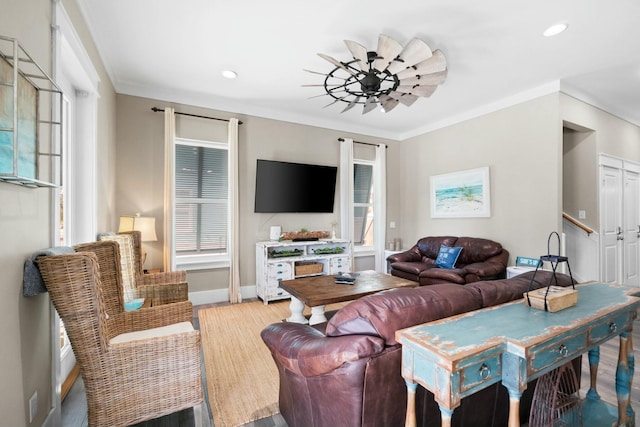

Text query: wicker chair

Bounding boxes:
[74,240,193,325]
[99,231,189,305]
[37,251,203,426]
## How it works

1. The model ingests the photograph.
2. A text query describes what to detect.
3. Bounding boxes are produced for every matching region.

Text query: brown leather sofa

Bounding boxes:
[388,236,509,285]
[261,271,577,427]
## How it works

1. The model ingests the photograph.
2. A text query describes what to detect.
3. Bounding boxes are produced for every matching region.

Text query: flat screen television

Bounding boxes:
[254,159,337,213]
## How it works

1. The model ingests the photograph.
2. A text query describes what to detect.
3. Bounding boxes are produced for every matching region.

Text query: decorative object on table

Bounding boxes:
[118,213,158,266]
[525,231,576,312]
[269,225,282,241]
[529,361,582,427]
[311,246,344,255]
[280,229,330,241]
[335,272,358,285]
[305,34,447,114]
[430,167,491,218]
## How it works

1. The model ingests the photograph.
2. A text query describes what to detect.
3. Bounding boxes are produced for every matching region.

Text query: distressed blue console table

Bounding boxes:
[396,282,639,427]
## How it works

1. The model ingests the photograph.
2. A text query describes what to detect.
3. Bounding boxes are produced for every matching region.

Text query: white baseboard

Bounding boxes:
[189,285,258,306]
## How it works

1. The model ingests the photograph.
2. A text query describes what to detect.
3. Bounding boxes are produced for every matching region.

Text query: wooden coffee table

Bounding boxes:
[278,270,416,325]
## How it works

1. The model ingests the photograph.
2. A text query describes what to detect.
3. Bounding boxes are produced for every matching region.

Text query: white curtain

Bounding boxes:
[374,144,387,272]
[228,118,242,303]
[339,138,355,271]
[163,108,176,272]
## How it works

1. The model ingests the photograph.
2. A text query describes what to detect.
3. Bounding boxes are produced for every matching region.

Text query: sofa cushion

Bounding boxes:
[325,283,484,345]
[455,237,503,265]
[416,236,458,260]
[435,245,463,268]
[467,270,575,307]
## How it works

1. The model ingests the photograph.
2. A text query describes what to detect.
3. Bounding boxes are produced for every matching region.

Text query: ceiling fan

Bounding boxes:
[304,34,447,114]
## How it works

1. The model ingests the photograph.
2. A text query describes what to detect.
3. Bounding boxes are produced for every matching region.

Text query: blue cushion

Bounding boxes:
[435,245,462,269]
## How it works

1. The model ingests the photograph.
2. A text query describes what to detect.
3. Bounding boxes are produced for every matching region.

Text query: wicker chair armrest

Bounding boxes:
[109,301,193,335]
[136,282,189,305]
[142,271,187,285]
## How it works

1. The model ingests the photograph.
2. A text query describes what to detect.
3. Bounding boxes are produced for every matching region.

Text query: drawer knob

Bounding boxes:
[558,344,569,357]
[609,322,617,333]
[479,363,491,380]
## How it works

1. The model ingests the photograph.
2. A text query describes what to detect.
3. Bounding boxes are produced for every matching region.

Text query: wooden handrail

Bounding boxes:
[563,213,594,235]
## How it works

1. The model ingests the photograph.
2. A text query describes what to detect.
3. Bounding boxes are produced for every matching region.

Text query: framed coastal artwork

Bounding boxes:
[0,55,37,180]
[430,166,491,218]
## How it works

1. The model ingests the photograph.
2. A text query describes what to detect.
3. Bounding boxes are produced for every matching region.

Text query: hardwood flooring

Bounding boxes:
[62,302,638,427]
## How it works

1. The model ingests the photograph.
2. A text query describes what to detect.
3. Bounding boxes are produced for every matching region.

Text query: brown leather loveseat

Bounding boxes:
[261,271,577,427]
[388,236,509,285]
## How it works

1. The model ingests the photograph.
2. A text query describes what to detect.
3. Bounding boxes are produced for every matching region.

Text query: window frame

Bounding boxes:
[353,158,376,256]
[174,137,231,271]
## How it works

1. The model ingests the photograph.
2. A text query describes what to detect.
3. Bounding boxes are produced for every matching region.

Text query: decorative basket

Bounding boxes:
[281,230,330,241]
[295,262,323,276]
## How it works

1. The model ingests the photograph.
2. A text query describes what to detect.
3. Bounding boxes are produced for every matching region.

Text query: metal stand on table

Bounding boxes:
[526,231,575,312]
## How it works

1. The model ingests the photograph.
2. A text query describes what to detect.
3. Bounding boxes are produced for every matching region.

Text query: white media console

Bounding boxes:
[255,239,353,304]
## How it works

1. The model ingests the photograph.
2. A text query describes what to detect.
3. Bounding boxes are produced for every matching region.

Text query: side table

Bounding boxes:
[396,282,639,427]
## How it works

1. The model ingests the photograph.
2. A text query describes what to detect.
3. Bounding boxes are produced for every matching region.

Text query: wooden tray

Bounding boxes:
[524,286,578,312]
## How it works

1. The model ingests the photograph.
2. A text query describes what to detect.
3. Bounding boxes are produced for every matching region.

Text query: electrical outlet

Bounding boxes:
[578,210,586,220]
[29,392,37,423]
[389,221,396,229]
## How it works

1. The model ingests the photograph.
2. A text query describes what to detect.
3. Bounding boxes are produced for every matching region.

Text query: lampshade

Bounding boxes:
[118,214,158,242]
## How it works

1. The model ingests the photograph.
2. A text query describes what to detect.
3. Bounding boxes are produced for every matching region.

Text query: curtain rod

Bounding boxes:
[337,137,387,148]
[151,107,243,125]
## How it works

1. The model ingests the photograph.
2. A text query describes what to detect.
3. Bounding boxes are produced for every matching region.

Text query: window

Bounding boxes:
[354,161,374,248]
[175,138,229,268]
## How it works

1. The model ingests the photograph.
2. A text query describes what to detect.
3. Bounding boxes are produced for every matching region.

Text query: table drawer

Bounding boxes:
[460,353,502,393]
[529,330,588,374]
[589,312,633,344]
[267,262,293,280]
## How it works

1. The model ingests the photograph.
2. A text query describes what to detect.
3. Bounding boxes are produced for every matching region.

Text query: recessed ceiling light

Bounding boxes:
[543,22,568,37]
[221,70,237,79]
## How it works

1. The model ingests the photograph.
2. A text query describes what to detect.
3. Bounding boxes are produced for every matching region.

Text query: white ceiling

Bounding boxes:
[77,0,640,141]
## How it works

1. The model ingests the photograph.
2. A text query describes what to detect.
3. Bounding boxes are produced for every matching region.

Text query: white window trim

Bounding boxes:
[174,137,230,270]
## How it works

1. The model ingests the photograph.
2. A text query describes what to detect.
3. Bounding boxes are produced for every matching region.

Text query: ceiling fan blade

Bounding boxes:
[362,97,378,114]
[373,34,403,72]
[379,94,399,112]
[322,98,344,108]
[397,84,438,97]
[303,69,329,76]
[387,38,433,74]
[396,50,447,79]
[318,53,357,76]
[398,69,447,86]
[341,96,361,113]
[389,91,418,106]
[344,40,369,71]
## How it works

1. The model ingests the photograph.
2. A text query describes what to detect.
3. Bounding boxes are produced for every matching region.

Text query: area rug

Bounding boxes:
[198,299,346,427]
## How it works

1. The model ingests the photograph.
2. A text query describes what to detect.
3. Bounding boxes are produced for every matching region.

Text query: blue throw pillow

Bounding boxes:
[435,245,463,269]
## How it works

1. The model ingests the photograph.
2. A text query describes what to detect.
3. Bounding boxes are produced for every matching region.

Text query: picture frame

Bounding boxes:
[0,54,37,180]
[430,166,491,218]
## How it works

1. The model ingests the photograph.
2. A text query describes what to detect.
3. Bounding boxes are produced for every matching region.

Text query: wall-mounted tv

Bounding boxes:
[254,159,338,213]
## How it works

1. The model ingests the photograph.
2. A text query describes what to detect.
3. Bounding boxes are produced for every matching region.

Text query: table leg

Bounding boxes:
[308,305,327,325]
[286,296,308,324]
[616,332,634,426]
[586,346,601,400]
[438,405,454,427]
[404,381,417,427]
[507,390,521,427]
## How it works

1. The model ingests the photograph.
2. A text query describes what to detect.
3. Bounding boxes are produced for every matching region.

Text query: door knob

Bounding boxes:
[617,226,624,240]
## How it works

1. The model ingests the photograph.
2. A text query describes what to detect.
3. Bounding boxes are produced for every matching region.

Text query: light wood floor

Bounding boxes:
[63,303,638,427]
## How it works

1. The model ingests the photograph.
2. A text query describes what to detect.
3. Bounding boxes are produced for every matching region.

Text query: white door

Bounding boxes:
[623,168,640,286]
[600,165,622,284]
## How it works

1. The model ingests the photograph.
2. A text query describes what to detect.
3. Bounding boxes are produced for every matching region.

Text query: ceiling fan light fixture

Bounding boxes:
[306,34,447,114]
[543,22,569,37]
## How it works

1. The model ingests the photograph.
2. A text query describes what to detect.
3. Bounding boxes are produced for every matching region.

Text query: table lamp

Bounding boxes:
[118,213,158,266]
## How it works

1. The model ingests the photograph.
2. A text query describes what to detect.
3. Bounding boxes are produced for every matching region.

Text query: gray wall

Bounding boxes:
[0,1,117,425]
